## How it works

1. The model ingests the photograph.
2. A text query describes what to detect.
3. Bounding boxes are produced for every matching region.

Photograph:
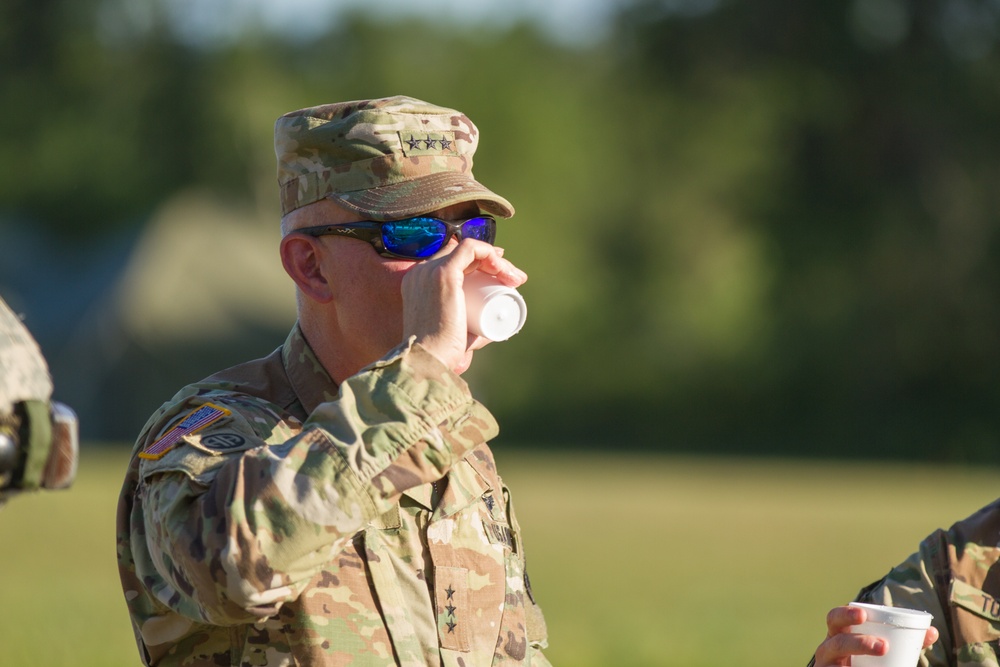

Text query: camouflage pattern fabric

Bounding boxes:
[0,297,52,416]
[274,96,515,221]
[116,325,550,666]
[809,499,1000,667]
[0,297,77,500]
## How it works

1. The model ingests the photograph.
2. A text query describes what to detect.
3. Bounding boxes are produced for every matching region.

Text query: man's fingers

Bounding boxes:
[814,606,883,667]
[826,605,866,634]
[816,605,937,667]
[815,632,887,666]
[434,239,526,287]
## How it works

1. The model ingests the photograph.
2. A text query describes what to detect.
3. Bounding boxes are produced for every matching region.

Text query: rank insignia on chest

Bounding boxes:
[139,403,231,460]
[482,491,506,521]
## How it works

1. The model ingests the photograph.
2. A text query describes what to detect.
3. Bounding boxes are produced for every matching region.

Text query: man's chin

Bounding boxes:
[453,350,475,376]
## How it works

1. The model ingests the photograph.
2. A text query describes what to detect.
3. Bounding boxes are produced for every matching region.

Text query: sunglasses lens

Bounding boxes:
[382,218,447,258]
[380,216,497,258]
[461,217,496,243]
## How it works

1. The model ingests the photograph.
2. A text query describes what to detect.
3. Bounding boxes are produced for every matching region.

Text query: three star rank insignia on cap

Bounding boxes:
[139,402,231,460]
[398,131,457,156]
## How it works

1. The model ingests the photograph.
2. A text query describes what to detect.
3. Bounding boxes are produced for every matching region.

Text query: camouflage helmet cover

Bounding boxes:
[274,96,515,221]
[0,298,77,495]
[0,298,52,418]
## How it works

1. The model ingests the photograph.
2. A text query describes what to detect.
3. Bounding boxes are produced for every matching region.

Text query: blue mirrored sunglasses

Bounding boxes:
[298,215,497,260]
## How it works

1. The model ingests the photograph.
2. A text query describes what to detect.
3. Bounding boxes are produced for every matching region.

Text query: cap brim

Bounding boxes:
[328,172,515,221]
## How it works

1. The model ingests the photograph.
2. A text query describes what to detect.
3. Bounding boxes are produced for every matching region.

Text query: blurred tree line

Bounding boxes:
[3,0,1000,460]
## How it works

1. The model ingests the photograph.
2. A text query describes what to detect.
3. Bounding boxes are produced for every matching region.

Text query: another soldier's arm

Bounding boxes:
[138,342,496,625]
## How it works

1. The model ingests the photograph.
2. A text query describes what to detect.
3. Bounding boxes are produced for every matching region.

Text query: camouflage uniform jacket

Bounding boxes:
[810,499,1000,667]
[116,326,550,667]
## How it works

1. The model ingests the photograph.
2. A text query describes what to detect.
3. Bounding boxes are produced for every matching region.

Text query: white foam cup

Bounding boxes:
[848,602,933,667]
[463,271,527,342]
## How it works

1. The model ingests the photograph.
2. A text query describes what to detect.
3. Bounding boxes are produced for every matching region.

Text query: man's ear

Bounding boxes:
[280,234,334,303]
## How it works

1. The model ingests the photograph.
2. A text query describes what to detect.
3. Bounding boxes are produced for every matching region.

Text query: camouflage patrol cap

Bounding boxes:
[274,96,515,220]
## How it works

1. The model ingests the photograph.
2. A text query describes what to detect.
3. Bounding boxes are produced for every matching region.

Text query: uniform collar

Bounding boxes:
[431,446,497,521]
[281,324,339,415]
[398,457,491,518]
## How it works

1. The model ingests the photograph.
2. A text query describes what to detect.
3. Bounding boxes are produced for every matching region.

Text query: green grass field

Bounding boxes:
[2,446,998,666]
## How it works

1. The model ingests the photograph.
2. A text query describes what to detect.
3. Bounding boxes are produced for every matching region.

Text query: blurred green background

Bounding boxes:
[3,0,1000,664]
[4,0,1000,458]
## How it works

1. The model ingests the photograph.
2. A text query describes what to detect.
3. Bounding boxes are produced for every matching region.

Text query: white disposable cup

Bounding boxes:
[463,272,527,342]
[848,602,933,667]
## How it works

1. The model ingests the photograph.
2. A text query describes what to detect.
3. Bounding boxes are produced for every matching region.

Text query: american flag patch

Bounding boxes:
[139,403,231,460]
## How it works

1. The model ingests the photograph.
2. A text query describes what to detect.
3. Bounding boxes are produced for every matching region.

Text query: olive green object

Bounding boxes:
[0,297,78,501]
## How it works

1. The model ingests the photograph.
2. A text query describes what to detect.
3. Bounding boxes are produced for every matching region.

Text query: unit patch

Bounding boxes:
[199,433,248,451]
[139,403,231,460]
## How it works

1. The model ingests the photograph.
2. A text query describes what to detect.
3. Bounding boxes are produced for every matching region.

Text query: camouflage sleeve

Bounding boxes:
[137,342,499,626]
[854,543,952,667]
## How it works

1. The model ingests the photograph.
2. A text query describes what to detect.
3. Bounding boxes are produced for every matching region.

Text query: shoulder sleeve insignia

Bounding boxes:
[139,402,231,460]
[198,433,248,451]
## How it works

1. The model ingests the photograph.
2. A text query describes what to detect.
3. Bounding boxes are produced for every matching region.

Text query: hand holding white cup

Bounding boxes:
[848,602,933,667]
[464,271,527,342]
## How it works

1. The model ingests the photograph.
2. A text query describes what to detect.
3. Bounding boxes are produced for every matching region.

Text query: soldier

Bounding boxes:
[116,96,549,666]
[805,500,1000,666]
[0,296,78,505]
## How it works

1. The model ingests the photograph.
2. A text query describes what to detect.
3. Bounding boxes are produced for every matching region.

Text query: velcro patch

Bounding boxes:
[951,579,1000,621]
[139,403,231,460]
[483,519,514,551]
